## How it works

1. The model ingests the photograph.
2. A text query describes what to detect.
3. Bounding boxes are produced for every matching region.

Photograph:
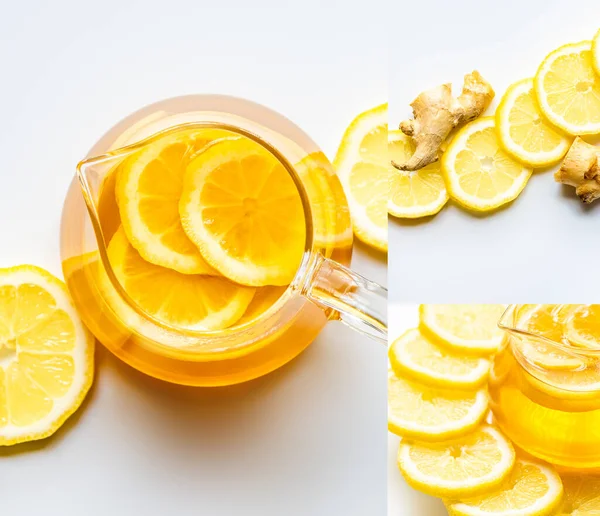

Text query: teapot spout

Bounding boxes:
[76,147,135,252]
[498,305,517,333]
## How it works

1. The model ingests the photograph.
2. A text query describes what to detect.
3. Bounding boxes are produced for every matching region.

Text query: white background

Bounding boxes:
[0,1,387,515]
[389,0,600,305]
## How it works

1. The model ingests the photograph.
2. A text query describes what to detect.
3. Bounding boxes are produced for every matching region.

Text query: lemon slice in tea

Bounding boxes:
[180,137,306,287]
[515,304,584,370]
[117,128,231,275]
[294,152,352,249]
[107,227,255,331]
[564,304,600,350]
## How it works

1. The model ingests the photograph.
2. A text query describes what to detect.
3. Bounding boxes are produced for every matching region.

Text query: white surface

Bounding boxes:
[0,2,386,515]
[387,304,447,516]
[389,0,600,304]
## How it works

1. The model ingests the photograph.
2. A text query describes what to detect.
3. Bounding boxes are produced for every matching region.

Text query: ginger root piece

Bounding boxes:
[393,71,495,171]
[555,137,600,204]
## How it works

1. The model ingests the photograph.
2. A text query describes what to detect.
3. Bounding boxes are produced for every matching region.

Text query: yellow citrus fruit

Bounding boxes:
[398,426,516,499]
[0,265,94,445]
[496,78,573,167]
[388,129,448,218]
[441,117,533,212]
[558,475,600,514]
[180,137,306,287]
[447,459,563,516]
[107,227,255,330]
[236,286,286,326]
[388,370,488,441]
[334,103,388,252]
[117,128,233,274]
[294,152,352,249]
[535,41,600,135]
[514,304,585,370]
[593,29,600,76]
[389,328,490,389]
[419,304,507,355]
[564,304,600,350]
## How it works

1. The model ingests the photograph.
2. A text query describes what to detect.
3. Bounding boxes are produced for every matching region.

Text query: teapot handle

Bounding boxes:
[304,254,387,343]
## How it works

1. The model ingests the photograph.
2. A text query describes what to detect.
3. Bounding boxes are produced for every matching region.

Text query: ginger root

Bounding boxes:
[393,71,495,171]
[555,137,600,204]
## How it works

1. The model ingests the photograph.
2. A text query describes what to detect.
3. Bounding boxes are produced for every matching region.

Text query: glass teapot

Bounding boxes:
[490,304,600,470]
[60,95,387,386]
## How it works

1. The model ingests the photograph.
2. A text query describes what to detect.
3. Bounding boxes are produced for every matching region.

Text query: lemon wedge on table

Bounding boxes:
[179,137,306,287]
[0,265,94,446]
[496,78,573,167]
[441,117,532,212]
[389,328,490,389]
[334,103,388,252]
[388,128,448,218]
[388,370,488,441]
[398,426,516,499]
[447,459,563,516]
[117,128,232,275]
[107,227,255,331]
[419,304,507,355]
[535,41,600,136]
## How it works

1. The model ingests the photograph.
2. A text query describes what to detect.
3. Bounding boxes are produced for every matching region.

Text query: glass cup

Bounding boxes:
[60,95,387,386]
[490,304,600,470]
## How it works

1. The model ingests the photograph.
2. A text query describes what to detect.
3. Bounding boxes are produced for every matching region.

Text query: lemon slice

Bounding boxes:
[117,128,232,274]
[447,459,563,516]
[398,426,515,499]
[564,304,600,350]
[496,78,573,167]
[535,41,600,135]
[388,370,488,441]
[236,286,286,326]
[515,304,585,370]
[334,103,388,252]
[180,137,306,287]
[107,227,255,330]
[441,117,533,212]
[558,475,600,514]
[294,152,353,249]
[593,29,600,76]
[419,304,507,355]
[389,329,490,389]
[0,265,94,445]
[389,129,448,218]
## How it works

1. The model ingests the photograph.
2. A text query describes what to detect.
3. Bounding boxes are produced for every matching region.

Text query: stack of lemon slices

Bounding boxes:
[388,27,600,220]
[389,304,567,515]
[108,129,310,332]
